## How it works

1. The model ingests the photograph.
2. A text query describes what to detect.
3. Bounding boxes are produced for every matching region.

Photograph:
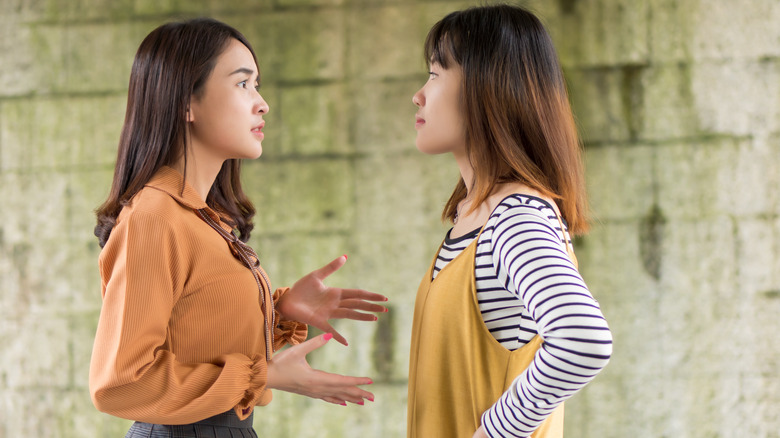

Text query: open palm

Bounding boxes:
[277,255,388,346]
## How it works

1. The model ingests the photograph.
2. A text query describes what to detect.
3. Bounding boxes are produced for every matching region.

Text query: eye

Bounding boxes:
[238,80,249,89]
[428,71,438,80]
[254,83,261,92]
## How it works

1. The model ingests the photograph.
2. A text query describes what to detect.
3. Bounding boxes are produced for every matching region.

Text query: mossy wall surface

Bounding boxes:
[1,0,779,436]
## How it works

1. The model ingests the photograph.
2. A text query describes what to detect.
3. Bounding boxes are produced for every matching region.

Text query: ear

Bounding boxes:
[186,107,195,123]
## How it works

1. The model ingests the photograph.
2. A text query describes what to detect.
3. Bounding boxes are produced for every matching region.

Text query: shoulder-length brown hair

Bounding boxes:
[95,18,256,248]
[425,4,589,234]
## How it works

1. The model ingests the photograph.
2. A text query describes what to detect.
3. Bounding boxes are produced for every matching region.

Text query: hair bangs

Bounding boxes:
[423,19,459,69]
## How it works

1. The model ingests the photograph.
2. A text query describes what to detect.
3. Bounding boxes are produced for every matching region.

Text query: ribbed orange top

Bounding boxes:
[89,166,307,425]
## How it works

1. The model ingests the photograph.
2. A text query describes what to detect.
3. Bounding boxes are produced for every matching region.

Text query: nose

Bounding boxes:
[255,91,270,115]
[412,87,424,107]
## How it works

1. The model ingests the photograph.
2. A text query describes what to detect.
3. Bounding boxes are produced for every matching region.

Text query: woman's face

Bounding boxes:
[412,61,466,156]
[187,38,269,162]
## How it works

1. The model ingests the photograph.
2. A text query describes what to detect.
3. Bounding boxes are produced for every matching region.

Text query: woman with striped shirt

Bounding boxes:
[407,5,612,438]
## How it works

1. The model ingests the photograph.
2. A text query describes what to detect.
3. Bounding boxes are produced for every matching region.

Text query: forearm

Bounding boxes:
[482,332,611,436]
[90,350,267,424]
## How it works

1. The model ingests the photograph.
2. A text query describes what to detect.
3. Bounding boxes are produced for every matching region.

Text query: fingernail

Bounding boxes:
[367,379,373,384]
[357,401,364,405]
[384,308,389,312]
[374,316,378,321]
[340,402,347,406]
[384,297,389,301]
[368,396,375,402]
[343,254,348,260]
[323,333,333,341]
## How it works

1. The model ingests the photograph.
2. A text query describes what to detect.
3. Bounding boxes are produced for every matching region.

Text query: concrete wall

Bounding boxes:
[0,0,778,436]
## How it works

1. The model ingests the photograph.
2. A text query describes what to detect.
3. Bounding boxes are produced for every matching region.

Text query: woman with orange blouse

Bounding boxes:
[89,18,387,437]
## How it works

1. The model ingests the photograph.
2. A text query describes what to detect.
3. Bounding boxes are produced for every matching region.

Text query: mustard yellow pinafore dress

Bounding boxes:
[407,223,573,437]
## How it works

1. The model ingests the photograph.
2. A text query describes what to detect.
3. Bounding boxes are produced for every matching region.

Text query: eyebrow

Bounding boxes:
[229,67,256,76]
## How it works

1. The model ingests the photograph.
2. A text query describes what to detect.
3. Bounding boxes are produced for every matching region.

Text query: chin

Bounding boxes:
[247,146,263,159]
[415,141,447,155]
[415,138,433,154]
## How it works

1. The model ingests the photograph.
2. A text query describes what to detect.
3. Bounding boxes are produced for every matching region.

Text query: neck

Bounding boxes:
[454,150,474,197]
[170,153,224,202]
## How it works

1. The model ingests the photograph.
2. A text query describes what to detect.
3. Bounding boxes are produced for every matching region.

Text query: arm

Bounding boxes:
[481,211,612,437]
[89,211,266,424]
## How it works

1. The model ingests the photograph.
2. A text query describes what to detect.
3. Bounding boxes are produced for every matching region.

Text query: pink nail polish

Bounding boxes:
[343,254,348,260]
[358,401,364,406]
[367,379,373,384]
[368,396,374,402]
[323,333,333,341]
[340,402,347,406]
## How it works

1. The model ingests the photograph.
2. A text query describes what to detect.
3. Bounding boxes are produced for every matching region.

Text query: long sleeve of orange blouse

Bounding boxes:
[89,167,307,425]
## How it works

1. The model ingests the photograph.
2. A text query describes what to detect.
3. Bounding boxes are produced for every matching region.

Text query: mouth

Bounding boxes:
[415,116,425,129]
[251,122,265,139]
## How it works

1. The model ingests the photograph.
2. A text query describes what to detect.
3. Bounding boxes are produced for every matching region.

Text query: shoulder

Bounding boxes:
[485,194,561,235]
[478,194,570,263]
[116,186,197,230]
[105,186,199,255]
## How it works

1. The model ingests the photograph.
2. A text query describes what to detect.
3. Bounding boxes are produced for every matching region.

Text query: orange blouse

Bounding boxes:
[89,166,307,424]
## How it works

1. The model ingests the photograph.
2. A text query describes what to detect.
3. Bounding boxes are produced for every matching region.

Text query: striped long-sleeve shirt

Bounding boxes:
[432,194,612,437]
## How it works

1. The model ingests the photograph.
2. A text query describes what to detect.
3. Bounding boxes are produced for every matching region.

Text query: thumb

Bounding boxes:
[295,333,334,357]
[313,255,347,280]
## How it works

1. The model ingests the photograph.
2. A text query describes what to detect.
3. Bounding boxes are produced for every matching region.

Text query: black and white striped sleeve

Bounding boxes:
[481,208,612,438]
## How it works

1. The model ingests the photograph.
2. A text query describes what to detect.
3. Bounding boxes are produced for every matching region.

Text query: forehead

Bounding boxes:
[213,39,257,74]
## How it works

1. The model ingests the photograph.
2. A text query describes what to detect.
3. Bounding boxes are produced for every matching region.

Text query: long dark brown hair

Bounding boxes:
[95,18,256,248]
[425,4,589,234]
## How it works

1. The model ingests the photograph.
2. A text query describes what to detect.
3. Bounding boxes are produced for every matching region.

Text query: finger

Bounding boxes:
[295,333,333,356]
[336,387,375,405]
[330,329,348,347]
[331,309,380,322]
[340,289,388,302]
[315,321,349,346]
[325,374,374,388]
[323,396,346,406]
[338,299,388,313]
[313,255,347,280]
[309,369,373,388]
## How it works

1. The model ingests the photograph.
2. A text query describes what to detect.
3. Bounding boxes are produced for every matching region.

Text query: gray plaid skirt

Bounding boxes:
[125,410,257,438]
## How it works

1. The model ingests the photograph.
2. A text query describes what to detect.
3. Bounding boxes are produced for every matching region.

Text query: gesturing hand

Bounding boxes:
[277,255,388,346]
[267,333,374,406]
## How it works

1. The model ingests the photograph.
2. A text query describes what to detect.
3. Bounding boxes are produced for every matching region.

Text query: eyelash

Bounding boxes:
[428,71,438,79]
[238,80,261,91]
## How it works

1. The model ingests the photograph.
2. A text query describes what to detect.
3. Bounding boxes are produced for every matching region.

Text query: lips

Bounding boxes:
[251,122,265,138]
[415,116,425,128]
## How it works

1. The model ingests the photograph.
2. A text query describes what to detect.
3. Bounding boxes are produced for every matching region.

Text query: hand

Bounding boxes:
[472,426,489,438]
[267,333,374,405]
[277,255,388,346]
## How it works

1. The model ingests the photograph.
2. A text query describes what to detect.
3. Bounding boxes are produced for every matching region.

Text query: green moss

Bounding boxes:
[372,304,395,382]
[638,203,665,280]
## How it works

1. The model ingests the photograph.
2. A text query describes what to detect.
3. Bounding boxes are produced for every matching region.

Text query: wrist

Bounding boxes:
[274,287,293,319]
[265,359,278,390]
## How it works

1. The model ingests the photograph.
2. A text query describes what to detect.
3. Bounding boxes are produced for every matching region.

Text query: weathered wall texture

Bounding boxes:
[1,0,778,436]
